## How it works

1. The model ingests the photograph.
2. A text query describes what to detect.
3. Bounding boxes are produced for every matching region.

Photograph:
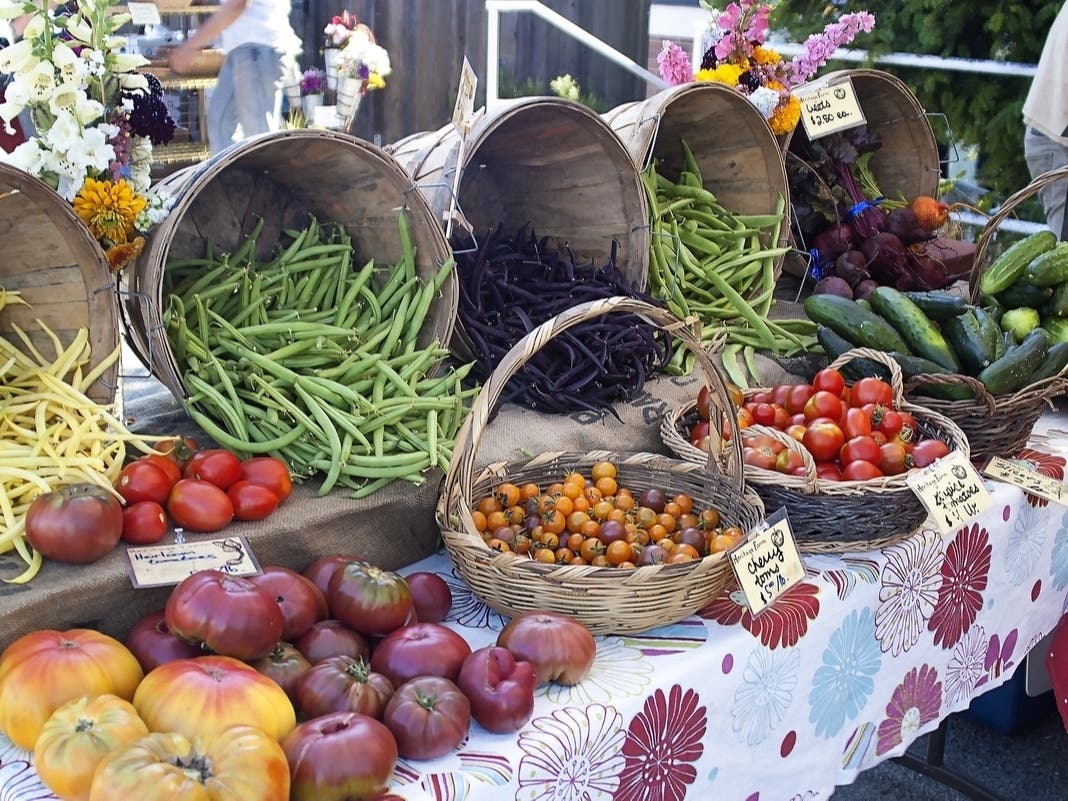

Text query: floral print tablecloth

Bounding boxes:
[1,449,1067,801]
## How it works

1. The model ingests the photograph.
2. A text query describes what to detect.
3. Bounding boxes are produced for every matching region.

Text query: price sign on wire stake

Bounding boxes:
[125,536,262,589]
[445,56,478,242]
[906,449,993,533]
[729,508,805,616]
[796,78,866,140]
[983,455,1068,506]
[127,2,161,26]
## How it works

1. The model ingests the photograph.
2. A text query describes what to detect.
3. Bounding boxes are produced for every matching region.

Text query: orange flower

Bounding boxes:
[105,237,144,272]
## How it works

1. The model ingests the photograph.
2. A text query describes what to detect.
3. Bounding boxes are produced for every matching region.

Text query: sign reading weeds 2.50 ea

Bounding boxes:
[729,510,805,616]
[797,79,866,139]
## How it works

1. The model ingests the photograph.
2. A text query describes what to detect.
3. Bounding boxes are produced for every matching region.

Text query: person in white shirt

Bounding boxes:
[1022,1,1068,240]
[169,0,300,153]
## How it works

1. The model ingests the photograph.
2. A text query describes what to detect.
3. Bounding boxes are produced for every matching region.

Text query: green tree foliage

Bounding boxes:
[771,0,1061,202]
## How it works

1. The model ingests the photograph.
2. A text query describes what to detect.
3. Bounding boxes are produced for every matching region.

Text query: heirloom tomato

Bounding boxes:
[842,460,884,481]
[115,460,173,506]
[814,462,843,482]
[303,554,364,598]
[404,572,452,624]
[911,438,951,468]
[25,483,123,564]
[34,694,148,801]
[183,448,243,490]
[496,611,596,687]
[383,676,471,760]
[803,390,843,422]
[293,619,369,664]
[247,565,328,641]
[879,441,910,476]
[133,655,296,742]
[0,629,143,750]
[237,456,292,502]
[282,711,397,801]
[370,622,472,688]
[166,479,234,533]
[226,481,280,521]
[839,436,882,466]
[850,377,894,407]
[812,367,846,397]
[249,642,312,705]
[120,501,168,545]
[123,610,203,673]
[294,655,394,720]
[88,726,289,801]
[327,562,413,637]
[802,421,846,463]
[456,646,536,734]
[785,384,815,414]
[165,570,283,660]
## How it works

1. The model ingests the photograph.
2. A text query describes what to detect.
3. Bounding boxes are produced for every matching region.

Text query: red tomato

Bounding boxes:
[871,431,889,446]
[787,412,807,428]
[743,446,778,471]
[294,655,395,720]
[696,385,714,420]
[370,622,472,688]
[815,462,843,481]
[383,676,471,760]
[911,438,951,468]
[839,435,882,466]
[139,454,182,489]
[842,460,884,481]
[227,480,280,521]
[752,402,777,426]
[327,562,414,637]
[121,501,168,545]
[495,611,596,687]
[775,449,806,475]
[804,390,844,422]
[184,448,243,490]
[802,421,845,463]
[167,479,234,533]
[282,711,397,801]
[812,367,846,397]
[123,610,202,673]
[850,377,894,408]
[879,441,910,476]
[689,420,710,449]
[25,484,123,564]
[156,435,200,471]
[238,457,293,502]
[785,423,807,442]
[785,384,815,414]
[404,572,453,624]
[877,410,905,439]
[247,565,328,641]
[115,460,173,506]
[771,404,790,429]
[767,385,788,406]
[841,406,872,439]
[457,646,536,734]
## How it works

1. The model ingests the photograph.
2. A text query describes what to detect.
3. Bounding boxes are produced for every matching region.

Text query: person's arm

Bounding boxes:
[168,0,250,74]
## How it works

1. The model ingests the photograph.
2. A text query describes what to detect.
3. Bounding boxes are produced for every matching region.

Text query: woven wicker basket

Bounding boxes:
[437,296,766,635]
[662,349,971,554]
[902,165,1068,460]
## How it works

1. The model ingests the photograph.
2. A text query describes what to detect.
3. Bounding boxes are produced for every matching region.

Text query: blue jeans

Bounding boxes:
[207,44,293,154]
[1024,126,1068,240]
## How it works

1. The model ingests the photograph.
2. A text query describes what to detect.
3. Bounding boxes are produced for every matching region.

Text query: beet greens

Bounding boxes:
[456,224,672,416]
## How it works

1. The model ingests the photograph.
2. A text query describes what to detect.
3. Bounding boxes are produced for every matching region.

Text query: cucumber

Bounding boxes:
[1048,282,1068,317]
[1041,316,1068,345]
[908,378,979,401]
[942,310,991,375]
[1027,341,1068,383]
[976,327,1051,395]
[815,326,946,382]
[971,305,1003,363]
[867,286,961,372]
[979,229,1057,296]
[902,290,968,320]
[803,294,911,353]
[1022,241,1068,287]
[995,281,1053,309]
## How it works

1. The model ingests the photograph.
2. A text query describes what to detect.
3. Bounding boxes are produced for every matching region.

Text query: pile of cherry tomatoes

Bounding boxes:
[470,461,743,567]
[687,368,951,481]
[115,437,293,544]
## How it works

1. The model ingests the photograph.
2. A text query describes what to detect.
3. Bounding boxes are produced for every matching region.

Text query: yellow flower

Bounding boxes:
[366,73,385,90]
[751,46,782,66]
[770,94,801,136]
[105,236,144,272]
[72,178,146,245]
[695,62,746,88]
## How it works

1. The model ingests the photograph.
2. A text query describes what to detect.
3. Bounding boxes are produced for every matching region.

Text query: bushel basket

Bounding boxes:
[904,165,1068,460]
[662,349,970,553]
[437,296,765,635]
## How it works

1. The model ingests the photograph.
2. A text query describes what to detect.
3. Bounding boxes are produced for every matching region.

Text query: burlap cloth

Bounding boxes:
[0,346,805,649]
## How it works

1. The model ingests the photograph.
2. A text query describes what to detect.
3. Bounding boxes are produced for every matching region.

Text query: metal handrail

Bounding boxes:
[484,0,668,108]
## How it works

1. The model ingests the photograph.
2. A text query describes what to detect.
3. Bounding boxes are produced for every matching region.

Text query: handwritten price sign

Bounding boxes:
[729,511,804,616]
[796,79,866,140]
[907,450,993,533]
[983,456,1068,506]
[125,536,261,588]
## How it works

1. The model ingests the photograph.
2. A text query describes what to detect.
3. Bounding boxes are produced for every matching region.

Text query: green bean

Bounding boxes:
[720,343,748,389]
[334,258,376,327]
[184,403,307,455]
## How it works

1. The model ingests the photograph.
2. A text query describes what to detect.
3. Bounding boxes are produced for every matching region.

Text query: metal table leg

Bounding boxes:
[892,717,1007,801]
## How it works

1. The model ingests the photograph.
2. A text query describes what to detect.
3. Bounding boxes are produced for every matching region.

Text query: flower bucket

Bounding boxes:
[124,129,457,400]
[0,165,119,405]
[335,77,364,130]
[387,96,649,291]
[324,47,341,91]
[302,93,324,118]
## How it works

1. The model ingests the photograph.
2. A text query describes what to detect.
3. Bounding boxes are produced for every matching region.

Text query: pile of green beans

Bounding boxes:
[163,214,477,498]
[642,140,817,383]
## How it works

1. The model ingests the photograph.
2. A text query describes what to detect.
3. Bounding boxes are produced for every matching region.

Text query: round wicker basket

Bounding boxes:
[436,296,766,635]
[662,349,971,554]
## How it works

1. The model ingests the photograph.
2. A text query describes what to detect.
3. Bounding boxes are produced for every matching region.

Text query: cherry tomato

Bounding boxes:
[842,460,884,481]
[724,382,744,408]
[238,457,293,502]
[121,501,169,545]
[785,384,815,415]
[167,479,235,533]
[877,410,905,439]
[227,481,280,521]
[115,460,173,506]
[841,406,872,439]
[748,391,771,405]
[156,435,200,471]
[802,421,845,462]
[911,438,950,468]
[689,420,710,449]
[736,406,754,429]
[879,441,910,476]
[803,390,843,422]
[184,448,243,490]
[850,377,894,408]
[812,367,846,397]
[839,435,882,466]
[752,402,777,426]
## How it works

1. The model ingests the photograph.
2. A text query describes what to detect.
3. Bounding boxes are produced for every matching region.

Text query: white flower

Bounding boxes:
[0,1,26,20]
[65,16,93,45]
[110,13,132,28]
[0,140,43,175]
[43,110,82,151]
[105,35,127,50]
[0,77,29,124]
[22,14,46,39]
[82,49,107,78]
[27,60,57,102]
[111,52,149,72]
[73,96,104,125]
[748,85,780,118]
[48,82,84,116]
[363,44,390,77]
[52,44,89,86]
[119,71,148,93]
[0,39,38,74]
[97,122,120,139]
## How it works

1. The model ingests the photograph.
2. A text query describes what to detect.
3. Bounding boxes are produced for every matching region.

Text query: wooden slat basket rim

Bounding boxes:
[437,295,766,635]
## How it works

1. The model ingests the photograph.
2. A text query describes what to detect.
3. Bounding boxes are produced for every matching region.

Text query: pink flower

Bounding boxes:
[790,12,876,86]
[657,40,693,86]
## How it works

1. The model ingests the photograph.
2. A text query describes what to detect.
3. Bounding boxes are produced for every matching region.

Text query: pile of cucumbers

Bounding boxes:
[804,236,1068,399]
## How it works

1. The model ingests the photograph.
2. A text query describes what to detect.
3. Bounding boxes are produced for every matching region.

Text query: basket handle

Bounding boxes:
[903,372,997,414]
[827,347,905,402]
[969,164,1068,303]
[744,423,820,493]
[441,296,744,518]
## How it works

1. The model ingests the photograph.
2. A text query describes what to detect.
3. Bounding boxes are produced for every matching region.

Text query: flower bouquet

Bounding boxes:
[322,10,373,91]
[657,0,875,137]
[332,23,390,129]
[0,0,176,270]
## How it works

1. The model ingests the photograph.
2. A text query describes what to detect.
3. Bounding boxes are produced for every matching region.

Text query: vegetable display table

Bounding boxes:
[1,432,1066,799]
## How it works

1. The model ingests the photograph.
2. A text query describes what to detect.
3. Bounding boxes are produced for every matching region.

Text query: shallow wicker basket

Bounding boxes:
[902,165,1068,460]
[437,296,766,635]
[662,349,971,554]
